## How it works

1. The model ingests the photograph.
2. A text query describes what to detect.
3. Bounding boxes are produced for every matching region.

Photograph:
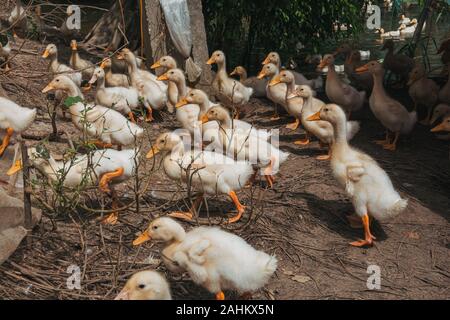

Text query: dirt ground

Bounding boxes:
[0,11,449,300]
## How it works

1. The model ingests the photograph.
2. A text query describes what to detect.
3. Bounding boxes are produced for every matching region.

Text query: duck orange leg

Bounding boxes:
[128,112,136,123]
[263,157,276,188]
[316,147,331,160]
[383,132,399,151]
[169,194,204,221]
[145,106,154,122]
[374,130,390,146]
[0,127,14,157]
[350,214,376,247]
[294,131,310,145]
[215,291,225,300]
[226,191,246,224]
[102,199,119,225]
[286,118,300,130]
[89,140,113,149]
[99,168,124,193]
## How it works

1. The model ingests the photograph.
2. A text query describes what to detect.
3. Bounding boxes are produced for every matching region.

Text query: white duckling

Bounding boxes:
[262,51,323,89]
[150,55,178,112]
[0,40,12,71]
[268,70,305,131]
[288,85,360,160]
[356,61,417,151]
[69,40,95,79]
[202,106,288,188]
[147,132,255,224]
[115,270,171,300]
[257,63,287,120]
[376,28,401,38]
[10,147,140,224]
[0,97,36,157]
[319,54,365,117]
[398,23,416,36]
[42,44,82,87]
[359,50,371,60]
[99,58,130,88]
[89,67,140,122]
[42,75,144,148]
[133,217,278,300]
[398,14,411,25]
[307,104,408,247]
[207,50,253,118]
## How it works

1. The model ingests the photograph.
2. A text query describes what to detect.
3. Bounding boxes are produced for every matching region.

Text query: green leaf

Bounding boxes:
[63,96,83,108]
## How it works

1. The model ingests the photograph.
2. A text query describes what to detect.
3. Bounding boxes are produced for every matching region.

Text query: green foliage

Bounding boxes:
[63,96,83,108]
[202,0,369,70]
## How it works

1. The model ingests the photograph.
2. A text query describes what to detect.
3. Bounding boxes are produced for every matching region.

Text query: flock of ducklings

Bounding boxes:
[1,4,450,300]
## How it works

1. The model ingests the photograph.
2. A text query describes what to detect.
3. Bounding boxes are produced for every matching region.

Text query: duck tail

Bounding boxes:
[346,121,360,141]
[261,255,278,281]
[384,198,408,220]
[21,108,37,131]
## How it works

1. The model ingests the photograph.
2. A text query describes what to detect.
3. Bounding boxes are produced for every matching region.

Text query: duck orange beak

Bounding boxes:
[201,114,209,124]
[70,41,77,50]
[230,69,237,76]
[7,159,22,176]
[431,123,446,133]
[42,49,50,58]
[317,60,328,69]
[176,98,189,108]
[307,111,321,121]
[146,146,160,159]
[262,56,271,65]
[355,64,369,74]
[42,83,55,93]
[116,52,125,60]
[257,71,266,80]
[100,60,108,69]
[133,231,151,245]
[157,73,169,81]
[269,75,282,87]
[150,61,161,69]
[206,57,215,65]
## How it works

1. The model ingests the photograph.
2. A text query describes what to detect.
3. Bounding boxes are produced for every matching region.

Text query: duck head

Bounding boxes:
[146,132,182,159]
[115,270,172,300]
[42,43,57,59]
[307,103,346,125]
[262,52,280,65]
[431,115,450,133]
[355,60,384,76]
[257,63,277,79]
[269,70,294,86]
[207,50,225,65]
[176,89,208,108]
[151,55,177,70]
[318,54,335,69]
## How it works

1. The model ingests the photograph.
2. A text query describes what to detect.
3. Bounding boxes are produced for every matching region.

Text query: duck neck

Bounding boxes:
[371,71,386,98]
[167,225,186,245]
[332,116,349,148]
[174,77,188,98]
[49,54,59,72]
[66,81,84,99]
[239,69,248,82]
[127,57,138,74]
[327,62,338,80]
[216,59,227,77]
[71,49,80,66]
[96,75,106,89]
[286,80,296,94]
[198,99,211,116]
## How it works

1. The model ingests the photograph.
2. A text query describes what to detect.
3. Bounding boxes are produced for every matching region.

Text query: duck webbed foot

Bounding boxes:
[226,191,246,224]
[350,214,376,247]
[285,118,300,130]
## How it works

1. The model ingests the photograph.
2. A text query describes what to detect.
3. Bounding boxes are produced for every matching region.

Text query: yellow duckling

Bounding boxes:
[307,104,408,247]
[115,270,172,300]
[133,217,278,300]
[147,132,255,224]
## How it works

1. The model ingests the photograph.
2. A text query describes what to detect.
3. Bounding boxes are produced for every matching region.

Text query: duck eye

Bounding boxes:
[153,225,158,230]
[138,284,145,289]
